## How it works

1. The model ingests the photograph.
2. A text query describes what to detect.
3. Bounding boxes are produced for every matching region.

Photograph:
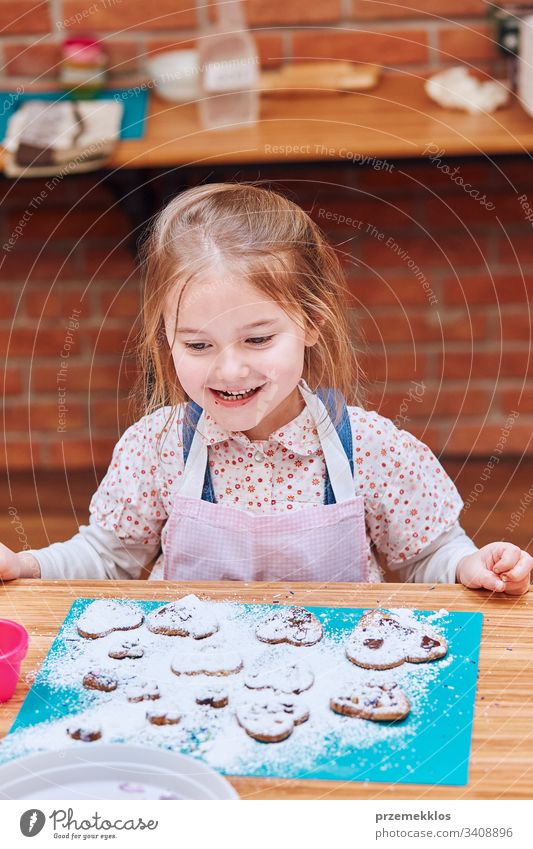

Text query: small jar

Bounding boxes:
[60,36,107,99]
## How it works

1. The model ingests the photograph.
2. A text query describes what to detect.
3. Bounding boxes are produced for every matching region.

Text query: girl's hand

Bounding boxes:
[457,542,533,596]
[0,543,41,582]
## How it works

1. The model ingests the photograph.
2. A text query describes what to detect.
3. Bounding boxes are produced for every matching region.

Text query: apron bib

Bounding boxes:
[164,379,369,582]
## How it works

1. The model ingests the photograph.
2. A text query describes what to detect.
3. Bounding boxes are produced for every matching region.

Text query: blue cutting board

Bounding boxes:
[2,600,483,786]
[0,86,149,141]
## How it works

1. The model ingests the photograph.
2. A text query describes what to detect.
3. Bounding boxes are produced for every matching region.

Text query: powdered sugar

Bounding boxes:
[0,598,478,784]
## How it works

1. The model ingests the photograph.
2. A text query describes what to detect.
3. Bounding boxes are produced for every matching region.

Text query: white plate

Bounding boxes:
[0,744,239,800]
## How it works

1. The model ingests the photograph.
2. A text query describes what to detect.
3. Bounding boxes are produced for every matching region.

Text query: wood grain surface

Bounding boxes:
[0,580,532,800]
[1,74,532,171]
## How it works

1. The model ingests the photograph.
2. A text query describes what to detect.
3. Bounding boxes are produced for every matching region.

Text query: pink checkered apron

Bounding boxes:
[164,380,369,582]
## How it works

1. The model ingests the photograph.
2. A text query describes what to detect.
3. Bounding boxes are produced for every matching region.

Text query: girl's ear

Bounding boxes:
[305,318,325,347]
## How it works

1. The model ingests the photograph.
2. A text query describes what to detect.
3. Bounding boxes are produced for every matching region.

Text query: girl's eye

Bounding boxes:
[184,336,273,352]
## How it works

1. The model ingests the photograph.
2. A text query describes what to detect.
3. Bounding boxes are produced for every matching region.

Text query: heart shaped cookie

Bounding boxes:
[77,600,144,640]
[146,594,219,639]
[330,681,410,721]
[170,649,243,677]
[108,638,144,660]
[256,606,323,647]
[345,610,448,670]
[82,669,118,692]
[236,695,310,742]
[244,661,314,695]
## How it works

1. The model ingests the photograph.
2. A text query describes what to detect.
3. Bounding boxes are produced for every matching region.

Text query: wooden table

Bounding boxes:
[2,75,533,173]
[1,580,532,799]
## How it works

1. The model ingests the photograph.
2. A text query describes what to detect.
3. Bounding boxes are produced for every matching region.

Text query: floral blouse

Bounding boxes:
[89,398,464,582]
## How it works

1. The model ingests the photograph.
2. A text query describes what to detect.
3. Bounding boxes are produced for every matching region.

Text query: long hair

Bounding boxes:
[135,182,366,434]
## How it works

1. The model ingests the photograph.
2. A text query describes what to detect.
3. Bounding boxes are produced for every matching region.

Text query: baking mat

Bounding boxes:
[0,599,483,786]
[0,86,149,142]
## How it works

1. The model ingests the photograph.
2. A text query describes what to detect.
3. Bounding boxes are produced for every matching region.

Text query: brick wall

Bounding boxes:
[1,156,532,469]
[0,1,506,84]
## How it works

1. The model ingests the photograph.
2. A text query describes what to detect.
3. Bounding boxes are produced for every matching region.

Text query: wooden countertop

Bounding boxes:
[1,579,531,800]
[109,75,533,167]
[2,75,533,174]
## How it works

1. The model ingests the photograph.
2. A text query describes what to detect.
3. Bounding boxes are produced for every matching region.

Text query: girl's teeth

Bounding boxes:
[217,387,258,400]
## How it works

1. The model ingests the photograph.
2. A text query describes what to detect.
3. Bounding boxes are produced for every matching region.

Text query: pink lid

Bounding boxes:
[63,36,106,63]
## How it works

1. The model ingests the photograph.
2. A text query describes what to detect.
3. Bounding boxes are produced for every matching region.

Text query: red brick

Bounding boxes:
[30,363,137,392]
[0,439,42,469]
[7,207,130,241]
[499,310,533,341]
[496,234,533,266]
[0,328,80,358]
[437,24,498,63]
[90,397,135,429]
[61,0,197,32]
[313,196,420,231]
[46,437,119,468]
[425,192,529,228]
[347,275,435,306]
[80,248,137,279]
[500,386,533,415]
[0,1,51,34]
[445,422,533,454]
[1,366,23,395]
[4,43,60,78]
[364,351,428,382]
[440,349,533,379]
[0,250,80,281]
[358,312,435,343]
[351,1,485,19]
[360,232,490,269]
[292,29,428,66]
[369,386,490,419]
[85,328,136,356]
[100,288,141,319]
[24,288,87,319]
[146,32,283,69]
[357,158,494,192]
[442,274,532,306]
[3,402,86,432]
[245,0,341,26]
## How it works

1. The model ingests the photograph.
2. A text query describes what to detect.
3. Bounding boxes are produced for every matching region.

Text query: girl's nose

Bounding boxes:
[213,347,250,383]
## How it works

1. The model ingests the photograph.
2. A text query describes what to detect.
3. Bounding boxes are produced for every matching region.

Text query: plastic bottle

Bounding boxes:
[198,0,259,130]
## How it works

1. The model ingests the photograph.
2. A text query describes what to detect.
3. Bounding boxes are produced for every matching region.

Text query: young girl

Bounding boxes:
[1,183,531,592]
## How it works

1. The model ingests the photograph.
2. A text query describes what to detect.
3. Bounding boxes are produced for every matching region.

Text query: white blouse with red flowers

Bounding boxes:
[29,397,477,582]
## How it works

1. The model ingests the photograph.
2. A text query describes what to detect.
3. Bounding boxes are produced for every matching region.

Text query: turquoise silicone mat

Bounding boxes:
[2,600,483,786]
[0,86,149,141]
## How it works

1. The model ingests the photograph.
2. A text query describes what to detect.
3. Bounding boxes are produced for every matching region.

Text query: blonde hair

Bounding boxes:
[136,182,366,430]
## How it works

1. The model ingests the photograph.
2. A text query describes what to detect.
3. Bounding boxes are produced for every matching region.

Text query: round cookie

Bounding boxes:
[125,679,161,703]
[108,638,144,660]
[77,600,144,640]
[146,707,182,726]
[195,686,229,708]
[330,681,411,721]
[256,606,323,647]
[171,650,243,677]
[236,695,310,743]
[67,723,102,742]
[146,594,219,640]
[244,661,314,695]
[82,669,118,692]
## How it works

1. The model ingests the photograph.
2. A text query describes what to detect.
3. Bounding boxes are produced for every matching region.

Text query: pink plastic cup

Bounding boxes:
[0,619,29,702]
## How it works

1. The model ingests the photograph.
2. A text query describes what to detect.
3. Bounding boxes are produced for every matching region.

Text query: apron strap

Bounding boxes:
[182,387,353,505]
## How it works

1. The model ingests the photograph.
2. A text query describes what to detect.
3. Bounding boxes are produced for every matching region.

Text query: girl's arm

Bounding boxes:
[389,522,477,584]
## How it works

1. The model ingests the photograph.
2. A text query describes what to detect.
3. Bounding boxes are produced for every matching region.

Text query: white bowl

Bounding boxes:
[0,743,239,800]
[146,49,201,102]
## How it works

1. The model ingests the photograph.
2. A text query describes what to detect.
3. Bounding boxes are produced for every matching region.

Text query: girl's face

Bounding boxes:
[164,274,319,440]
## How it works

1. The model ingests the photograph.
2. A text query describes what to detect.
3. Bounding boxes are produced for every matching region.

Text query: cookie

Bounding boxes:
[78,600,144,640]
[125,680,160,703]
[330,681,411,721]
[345,610,448,670]
[236,695,310,743]
[256,606,323,647]
[82,670,118,692]
[108,638,144,660]
[67,724,102,742]
[195,686,229,708]
[244,661,314,695]
[146,707,182,726]
[171,650,243,677]
[146,594,219,640]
